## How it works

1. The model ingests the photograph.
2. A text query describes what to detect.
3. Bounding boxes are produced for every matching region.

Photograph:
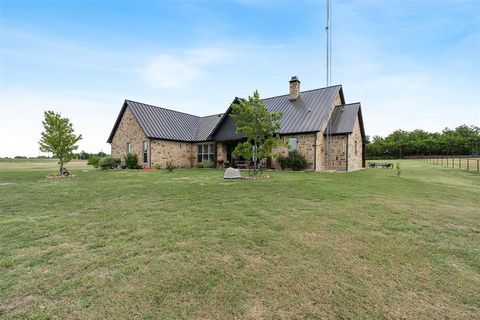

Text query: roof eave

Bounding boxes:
[107,100,129,143]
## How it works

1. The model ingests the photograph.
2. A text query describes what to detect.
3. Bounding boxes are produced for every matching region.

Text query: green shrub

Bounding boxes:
[124,153,140,169]
[202,160,214,168]
[87,155,100,168]
[99,156,121,170]
[276,154,288,170]
[287,150,309,171]
[154,163,162,170]
[196,162,204,168]
[165,161,176,172]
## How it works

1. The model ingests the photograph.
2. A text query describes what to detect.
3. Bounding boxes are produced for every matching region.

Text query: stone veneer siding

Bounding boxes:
[111,105,196,168]
[150,140,194,169]
[111,106,148,166]
[272,134,317,170]
[327,135,348,171]
[347,116,363,170]
[216,142,227,163]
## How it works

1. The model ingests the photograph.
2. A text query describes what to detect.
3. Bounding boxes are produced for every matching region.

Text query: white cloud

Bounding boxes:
[138,47,235,88]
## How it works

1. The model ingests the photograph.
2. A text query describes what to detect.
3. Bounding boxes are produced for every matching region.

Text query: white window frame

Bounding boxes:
[143,141,148,163]
[288,138,297,152]
[127,142,132,154]
[197,143,215,163]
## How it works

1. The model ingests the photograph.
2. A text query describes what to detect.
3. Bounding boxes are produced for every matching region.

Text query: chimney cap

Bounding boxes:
[290,76,300,83]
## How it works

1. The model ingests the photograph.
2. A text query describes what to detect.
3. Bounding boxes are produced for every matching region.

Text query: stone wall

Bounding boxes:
[348,116,363,170]
[272,134,316,170]
[150,140,194,168]
[110,106,147,166]
[315,133,325,171]
[328,135,348,171]
[314,91,344,171]
[216,142,227,163]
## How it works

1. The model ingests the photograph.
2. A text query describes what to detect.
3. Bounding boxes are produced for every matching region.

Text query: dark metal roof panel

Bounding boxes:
[126,100,200,141]
[194,113,223,141]
[262,85,341,134]
[325,103,360,135]
[212,85,342,141]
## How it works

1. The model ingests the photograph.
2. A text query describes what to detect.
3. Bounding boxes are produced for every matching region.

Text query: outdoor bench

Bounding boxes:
[367,162,394,169]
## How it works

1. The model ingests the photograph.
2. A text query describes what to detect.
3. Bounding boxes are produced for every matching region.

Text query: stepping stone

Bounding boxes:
[224,167,241,179]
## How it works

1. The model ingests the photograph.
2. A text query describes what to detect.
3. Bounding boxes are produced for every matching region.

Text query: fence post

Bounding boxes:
[467,159,469,171]
[477,159,479,173]
[460,158,462,170]
[447,157,448,166]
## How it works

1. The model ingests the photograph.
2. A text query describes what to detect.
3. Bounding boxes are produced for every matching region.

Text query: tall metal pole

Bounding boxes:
[326,0,330,87]
[325,0,332,169]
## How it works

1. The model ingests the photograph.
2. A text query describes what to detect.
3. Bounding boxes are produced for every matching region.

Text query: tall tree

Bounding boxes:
[39,111,82,175]
[230,90,282,175]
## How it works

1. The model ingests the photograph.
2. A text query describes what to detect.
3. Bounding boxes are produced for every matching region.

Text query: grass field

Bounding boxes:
[1,160,479,319]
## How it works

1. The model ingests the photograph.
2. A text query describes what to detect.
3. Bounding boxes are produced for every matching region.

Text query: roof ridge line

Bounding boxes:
[201,113,224,118]
[261,84,342,101]
[125,99,201,119]
[338,102,361,106]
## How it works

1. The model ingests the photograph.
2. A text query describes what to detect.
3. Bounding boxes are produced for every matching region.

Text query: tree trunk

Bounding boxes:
[60,161,64,176]
[253,139,257,176]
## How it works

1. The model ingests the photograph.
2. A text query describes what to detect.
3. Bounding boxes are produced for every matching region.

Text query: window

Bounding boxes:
[126,142,132,154]
[143,141,148,163]
[355,140,358,156]
[288,138,297,152]
[197,143,214,163]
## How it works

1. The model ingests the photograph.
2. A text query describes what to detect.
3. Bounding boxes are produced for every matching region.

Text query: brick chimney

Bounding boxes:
[289,76,300,100]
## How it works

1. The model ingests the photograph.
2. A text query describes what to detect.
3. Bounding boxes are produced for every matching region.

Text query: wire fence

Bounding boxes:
[414,156,479,173]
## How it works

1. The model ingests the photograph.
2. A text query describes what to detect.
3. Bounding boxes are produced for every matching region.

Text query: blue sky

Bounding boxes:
[0,0,479,157]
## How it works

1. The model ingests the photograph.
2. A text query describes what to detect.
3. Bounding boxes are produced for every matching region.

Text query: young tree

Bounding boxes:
[39,111,82,175]
[230,90,282,175]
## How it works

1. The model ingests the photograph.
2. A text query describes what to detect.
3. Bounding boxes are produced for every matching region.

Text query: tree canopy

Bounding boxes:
[366,125,480,159]
[230,90,282,175]
[39,110,82,174]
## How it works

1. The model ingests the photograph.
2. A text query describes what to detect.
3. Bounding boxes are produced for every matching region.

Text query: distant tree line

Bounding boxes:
[366,125,480,159]
[2,151,106,160]
[77,151,107,160]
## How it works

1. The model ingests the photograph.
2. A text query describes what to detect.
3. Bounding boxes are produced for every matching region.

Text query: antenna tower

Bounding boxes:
[325,0,332,169]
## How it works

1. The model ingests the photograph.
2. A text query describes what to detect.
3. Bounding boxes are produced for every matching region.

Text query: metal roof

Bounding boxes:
[265,85,342,134]
[107,100,223,143]
[194,113,224,141]
[107,85,357,144]
[212,85,344,141]
[325,103,364,136]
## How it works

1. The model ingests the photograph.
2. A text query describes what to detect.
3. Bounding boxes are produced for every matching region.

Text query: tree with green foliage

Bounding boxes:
[366,125,480,159]
[39,111,82,175]
[230,90,282,175]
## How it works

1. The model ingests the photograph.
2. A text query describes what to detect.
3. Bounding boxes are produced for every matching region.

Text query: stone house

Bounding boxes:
[107,77,366,171]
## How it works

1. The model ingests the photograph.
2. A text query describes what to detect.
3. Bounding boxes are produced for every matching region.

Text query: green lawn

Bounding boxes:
[1,160,479,319]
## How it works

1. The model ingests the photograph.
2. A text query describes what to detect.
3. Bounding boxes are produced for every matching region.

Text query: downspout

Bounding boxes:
[346,135,349,172]
[313,134,317,171]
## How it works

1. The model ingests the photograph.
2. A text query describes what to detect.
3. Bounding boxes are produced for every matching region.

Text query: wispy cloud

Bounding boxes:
[137,47,236,88]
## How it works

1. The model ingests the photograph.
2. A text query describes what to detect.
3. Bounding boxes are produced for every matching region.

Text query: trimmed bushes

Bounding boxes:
[276,155,288,170]
[98,156,121,170]
[124,153,140,169]
[87,155,100,168]
[277,150,309,171]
